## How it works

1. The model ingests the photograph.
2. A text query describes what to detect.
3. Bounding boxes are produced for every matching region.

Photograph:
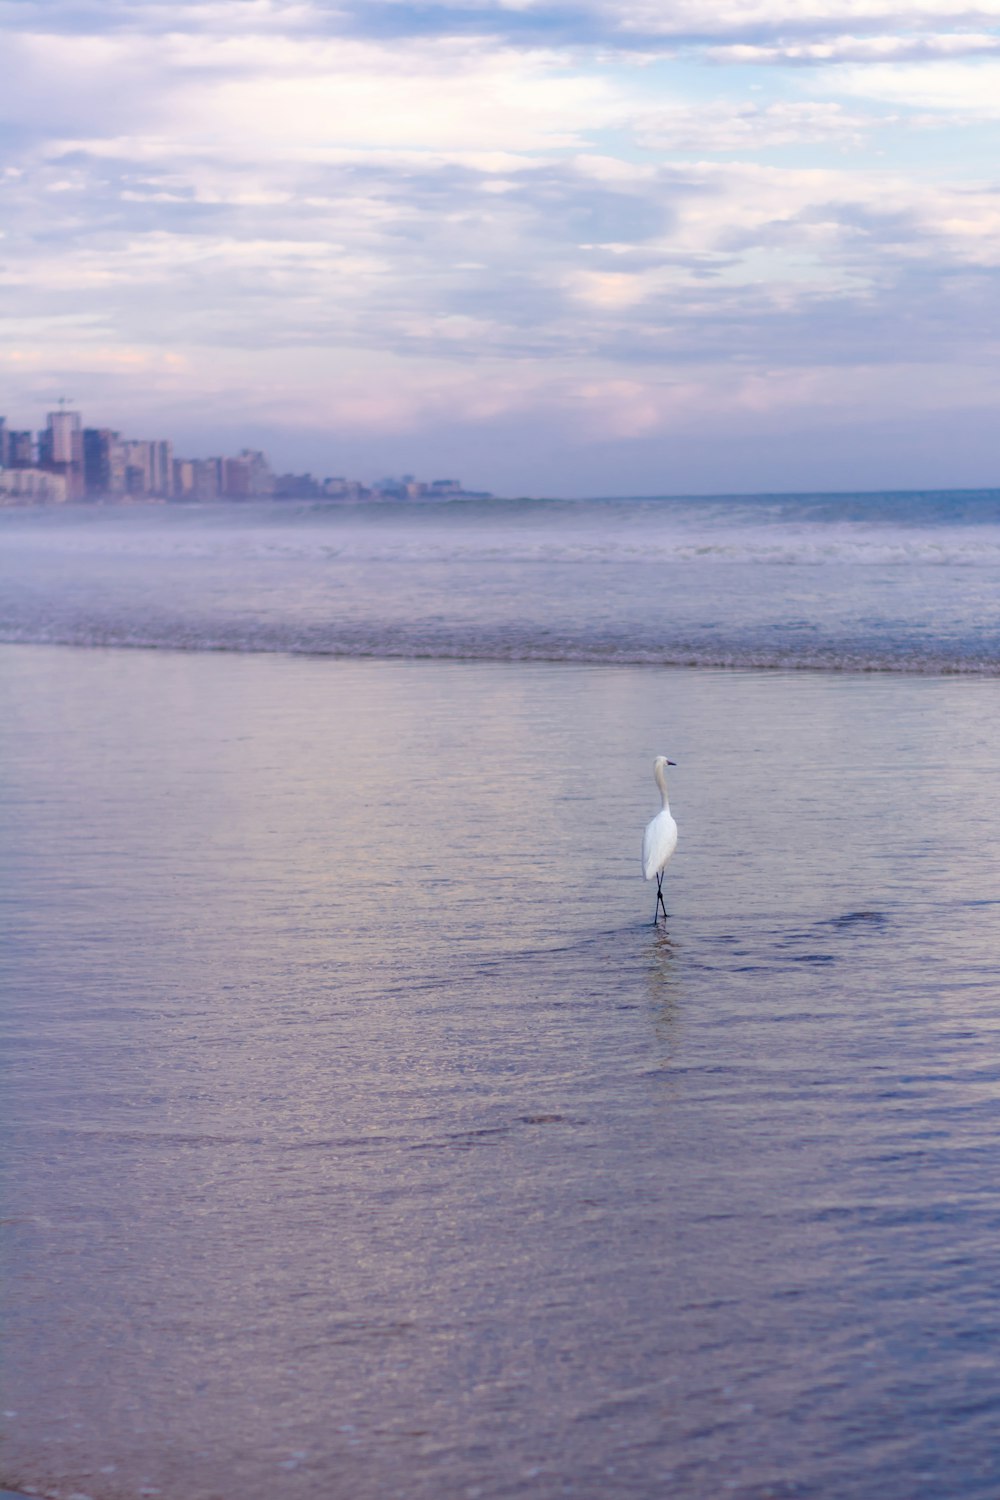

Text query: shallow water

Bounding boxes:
[3,645,1000,1498]
[2,492,1000,672]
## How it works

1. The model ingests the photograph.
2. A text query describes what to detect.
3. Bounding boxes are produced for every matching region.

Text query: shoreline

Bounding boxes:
[1,632,998,679]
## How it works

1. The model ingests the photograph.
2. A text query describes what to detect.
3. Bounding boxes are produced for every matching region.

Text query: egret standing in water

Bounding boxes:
[642,756,678,923]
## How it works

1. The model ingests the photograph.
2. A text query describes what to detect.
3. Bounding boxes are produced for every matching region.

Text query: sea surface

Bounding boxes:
[3,494,1000,1500]
[1,489,1000,671]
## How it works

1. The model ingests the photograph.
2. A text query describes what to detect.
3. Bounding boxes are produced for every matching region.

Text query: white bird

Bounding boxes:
[642,756,678,922]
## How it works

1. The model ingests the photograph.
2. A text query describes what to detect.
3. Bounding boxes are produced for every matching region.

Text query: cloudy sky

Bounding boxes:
[3,0,1000,494]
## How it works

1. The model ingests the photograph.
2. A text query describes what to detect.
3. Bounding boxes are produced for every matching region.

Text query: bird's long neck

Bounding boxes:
[654,763,671,810]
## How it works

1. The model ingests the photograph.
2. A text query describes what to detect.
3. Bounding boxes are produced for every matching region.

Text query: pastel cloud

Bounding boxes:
[2,31,621,151]
[632,100,880,150]
[832,55,1000,107]
[709,32,1000,62]
[2,0,1000,490]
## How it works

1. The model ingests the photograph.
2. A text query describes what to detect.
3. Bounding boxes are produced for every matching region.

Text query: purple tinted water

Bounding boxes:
[1,493,999,671]
[3,644,1000,1499]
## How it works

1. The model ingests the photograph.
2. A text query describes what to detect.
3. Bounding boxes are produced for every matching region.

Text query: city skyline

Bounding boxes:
[2,2,1000,495]
[0,405,487,503]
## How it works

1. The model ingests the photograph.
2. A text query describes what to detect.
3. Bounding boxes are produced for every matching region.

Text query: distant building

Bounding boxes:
[239,449,274,496]
[190,459,222,499]
[0,467,68,503]
[7,431,34,468]
[151,440,173,497]
[121,442,148,495]
[38,410,84,498]
[322,477,362,498]
[173,458,195,498]
[119,439,174,497]
[274,472,322,498]
[330,478,370,499]
[43,410,82,464]
[83,429,127,496]
[221,457,252,498]
[0,408,489,506]
[374,476,407,498]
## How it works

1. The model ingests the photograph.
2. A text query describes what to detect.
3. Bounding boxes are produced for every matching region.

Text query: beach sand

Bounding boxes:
[3,644,1000,1499]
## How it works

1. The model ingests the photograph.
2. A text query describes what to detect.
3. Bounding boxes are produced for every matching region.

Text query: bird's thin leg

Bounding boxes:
[656,873,668,921]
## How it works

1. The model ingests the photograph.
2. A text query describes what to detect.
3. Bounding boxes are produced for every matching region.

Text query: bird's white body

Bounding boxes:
[642,808,677,881]
[642,757,678,881]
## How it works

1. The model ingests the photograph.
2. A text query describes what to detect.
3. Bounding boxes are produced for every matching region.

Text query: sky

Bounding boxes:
[2,0,1000,495]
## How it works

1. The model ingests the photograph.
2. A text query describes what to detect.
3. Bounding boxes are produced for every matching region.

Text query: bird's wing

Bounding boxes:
[642,811,678,880]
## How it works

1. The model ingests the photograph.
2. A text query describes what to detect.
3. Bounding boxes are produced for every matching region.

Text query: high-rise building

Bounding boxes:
[43,410,82,465]
[221,457,252,497]
[83,430,126,496]
[150,440,174,497]
[7,431,34,467]
[173,459,195,498]
[239,449,274,496]
[121,441,153,495]
[39,410,84,498]
[190,459,222,499]
[120,439,174,496]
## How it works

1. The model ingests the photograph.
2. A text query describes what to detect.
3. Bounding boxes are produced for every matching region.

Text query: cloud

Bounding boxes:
[0,30,623,152]
[831,55,1000,109]
[178,42,617,154]
[310,0,1000,51]
[633,100,881,151]
[6,134,1000,377]
[4,0,1000,487]
[5,0,1000,50]
[708,31,1000,62]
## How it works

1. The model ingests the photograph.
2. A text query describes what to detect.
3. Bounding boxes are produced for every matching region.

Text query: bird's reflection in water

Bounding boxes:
[645,923,683,1061]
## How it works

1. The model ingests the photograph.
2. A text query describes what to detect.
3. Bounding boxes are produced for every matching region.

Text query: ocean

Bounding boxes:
[2,492,1000,1500]
[2,490,1000,671]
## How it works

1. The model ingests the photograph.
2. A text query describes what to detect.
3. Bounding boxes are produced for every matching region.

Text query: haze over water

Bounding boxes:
[2,490,1000,672]
[3,495,1000,1499]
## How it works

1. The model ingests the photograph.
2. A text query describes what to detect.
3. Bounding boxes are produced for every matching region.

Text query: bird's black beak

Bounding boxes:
[667,760,677,766]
